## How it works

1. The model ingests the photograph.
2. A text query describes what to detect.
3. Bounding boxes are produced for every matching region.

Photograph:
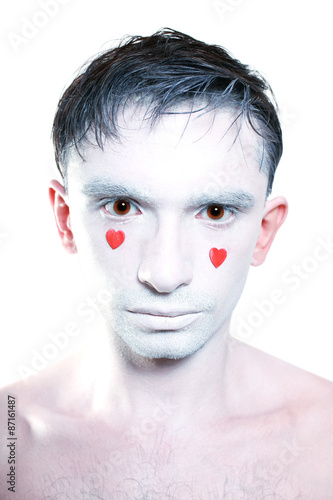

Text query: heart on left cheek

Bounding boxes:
[106,229,125,249]
[209,248,227,268]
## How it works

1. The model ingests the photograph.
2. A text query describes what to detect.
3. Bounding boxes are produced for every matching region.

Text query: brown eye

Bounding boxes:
[113,199,131,215]
[206,205,225,220]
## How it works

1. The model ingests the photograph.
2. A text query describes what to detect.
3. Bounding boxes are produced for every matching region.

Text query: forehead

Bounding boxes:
[67,107,268,200]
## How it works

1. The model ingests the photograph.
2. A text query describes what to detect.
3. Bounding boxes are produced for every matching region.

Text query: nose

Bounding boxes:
[137,220,193,293]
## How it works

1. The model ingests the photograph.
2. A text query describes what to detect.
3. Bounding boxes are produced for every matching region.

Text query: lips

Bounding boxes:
[129,308,199,317]
[127,309,201,331]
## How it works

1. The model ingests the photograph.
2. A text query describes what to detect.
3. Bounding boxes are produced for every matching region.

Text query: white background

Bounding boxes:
[1,0,332,387]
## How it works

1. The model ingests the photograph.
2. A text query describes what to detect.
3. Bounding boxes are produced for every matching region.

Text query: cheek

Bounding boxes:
[70,219,138,288]
[205,252,251,321]
[205,221,259,272]
[224,218,261,264]
[199,224,260,307]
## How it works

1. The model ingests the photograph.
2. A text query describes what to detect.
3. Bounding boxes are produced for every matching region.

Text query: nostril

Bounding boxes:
[137,255,193,293]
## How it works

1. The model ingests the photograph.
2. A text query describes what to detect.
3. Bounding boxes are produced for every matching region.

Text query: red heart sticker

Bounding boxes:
[209,248,227,268]
[106,229,125,249]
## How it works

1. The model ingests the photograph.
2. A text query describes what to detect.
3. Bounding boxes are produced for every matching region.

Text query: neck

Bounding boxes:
[80,319,236,430]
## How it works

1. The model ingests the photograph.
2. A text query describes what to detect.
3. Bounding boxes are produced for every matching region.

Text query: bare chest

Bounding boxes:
[15,420,310,499]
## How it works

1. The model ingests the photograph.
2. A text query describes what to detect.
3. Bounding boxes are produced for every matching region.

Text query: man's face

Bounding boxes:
[63,108,270,360]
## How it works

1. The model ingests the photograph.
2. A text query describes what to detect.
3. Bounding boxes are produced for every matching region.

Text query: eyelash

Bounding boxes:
[196,205,239,226]
[99,198,240,226]
[100,198,141,217]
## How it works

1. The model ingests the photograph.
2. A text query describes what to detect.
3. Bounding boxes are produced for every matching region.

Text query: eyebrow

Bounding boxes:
[81,179,255,209]
[81,180,153,204]
[187,191,255,209]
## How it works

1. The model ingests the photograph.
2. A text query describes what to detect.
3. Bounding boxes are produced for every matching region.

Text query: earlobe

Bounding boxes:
[49,180,77,254]
[251,196,288,266]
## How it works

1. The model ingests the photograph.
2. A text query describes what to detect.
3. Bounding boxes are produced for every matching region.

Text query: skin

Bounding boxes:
[1,108,333,499]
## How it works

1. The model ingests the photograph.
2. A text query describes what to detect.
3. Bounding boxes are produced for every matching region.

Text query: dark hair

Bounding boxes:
[52,28,282,194]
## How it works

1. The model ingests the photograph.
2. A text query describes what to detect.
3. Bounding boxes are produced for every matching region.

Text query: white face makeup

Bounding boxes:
[65,108,269,360]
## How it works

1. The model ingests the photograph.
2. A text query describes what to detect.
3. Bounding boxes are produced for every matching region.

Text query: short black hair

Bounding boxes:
[52,28,282,194]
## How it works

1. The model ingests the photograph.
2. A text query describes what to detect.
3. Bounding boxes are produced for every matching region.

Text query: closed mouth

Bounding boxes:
[128,309,200,317]
[127,309,201,331]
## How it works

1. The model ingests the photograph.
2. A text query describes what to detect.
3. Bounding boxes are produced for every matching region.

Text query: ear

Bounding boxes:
[49,180,77,254]
[251,196,288,266]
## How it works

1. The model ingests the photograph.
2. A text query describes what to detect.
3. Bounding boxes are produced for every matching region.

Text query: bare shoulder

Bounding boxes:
[0,350,87,444]
[232,337,333,407]
[1,351,80,406]
[232,339,333,492]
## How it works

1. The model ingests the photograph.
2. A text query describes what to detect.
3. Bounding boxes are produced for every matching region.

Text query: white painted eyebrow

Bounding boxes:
[81,180,152,204]
[187,191,255,209]
[81,179,255,209]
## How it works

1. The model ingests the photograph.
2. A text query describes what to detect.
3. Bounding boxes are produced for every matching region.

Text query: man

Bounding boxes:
[1,28,333,499]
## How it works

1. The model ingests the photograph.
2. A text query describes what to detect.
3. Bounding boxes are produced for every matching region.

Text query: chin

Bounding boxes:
[116,329,209,362]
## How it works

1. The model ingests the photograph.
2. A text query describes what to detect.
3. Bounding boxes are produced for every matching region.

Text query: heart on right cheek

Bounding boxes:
[209,248,227,268]
[106,230,125,249]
